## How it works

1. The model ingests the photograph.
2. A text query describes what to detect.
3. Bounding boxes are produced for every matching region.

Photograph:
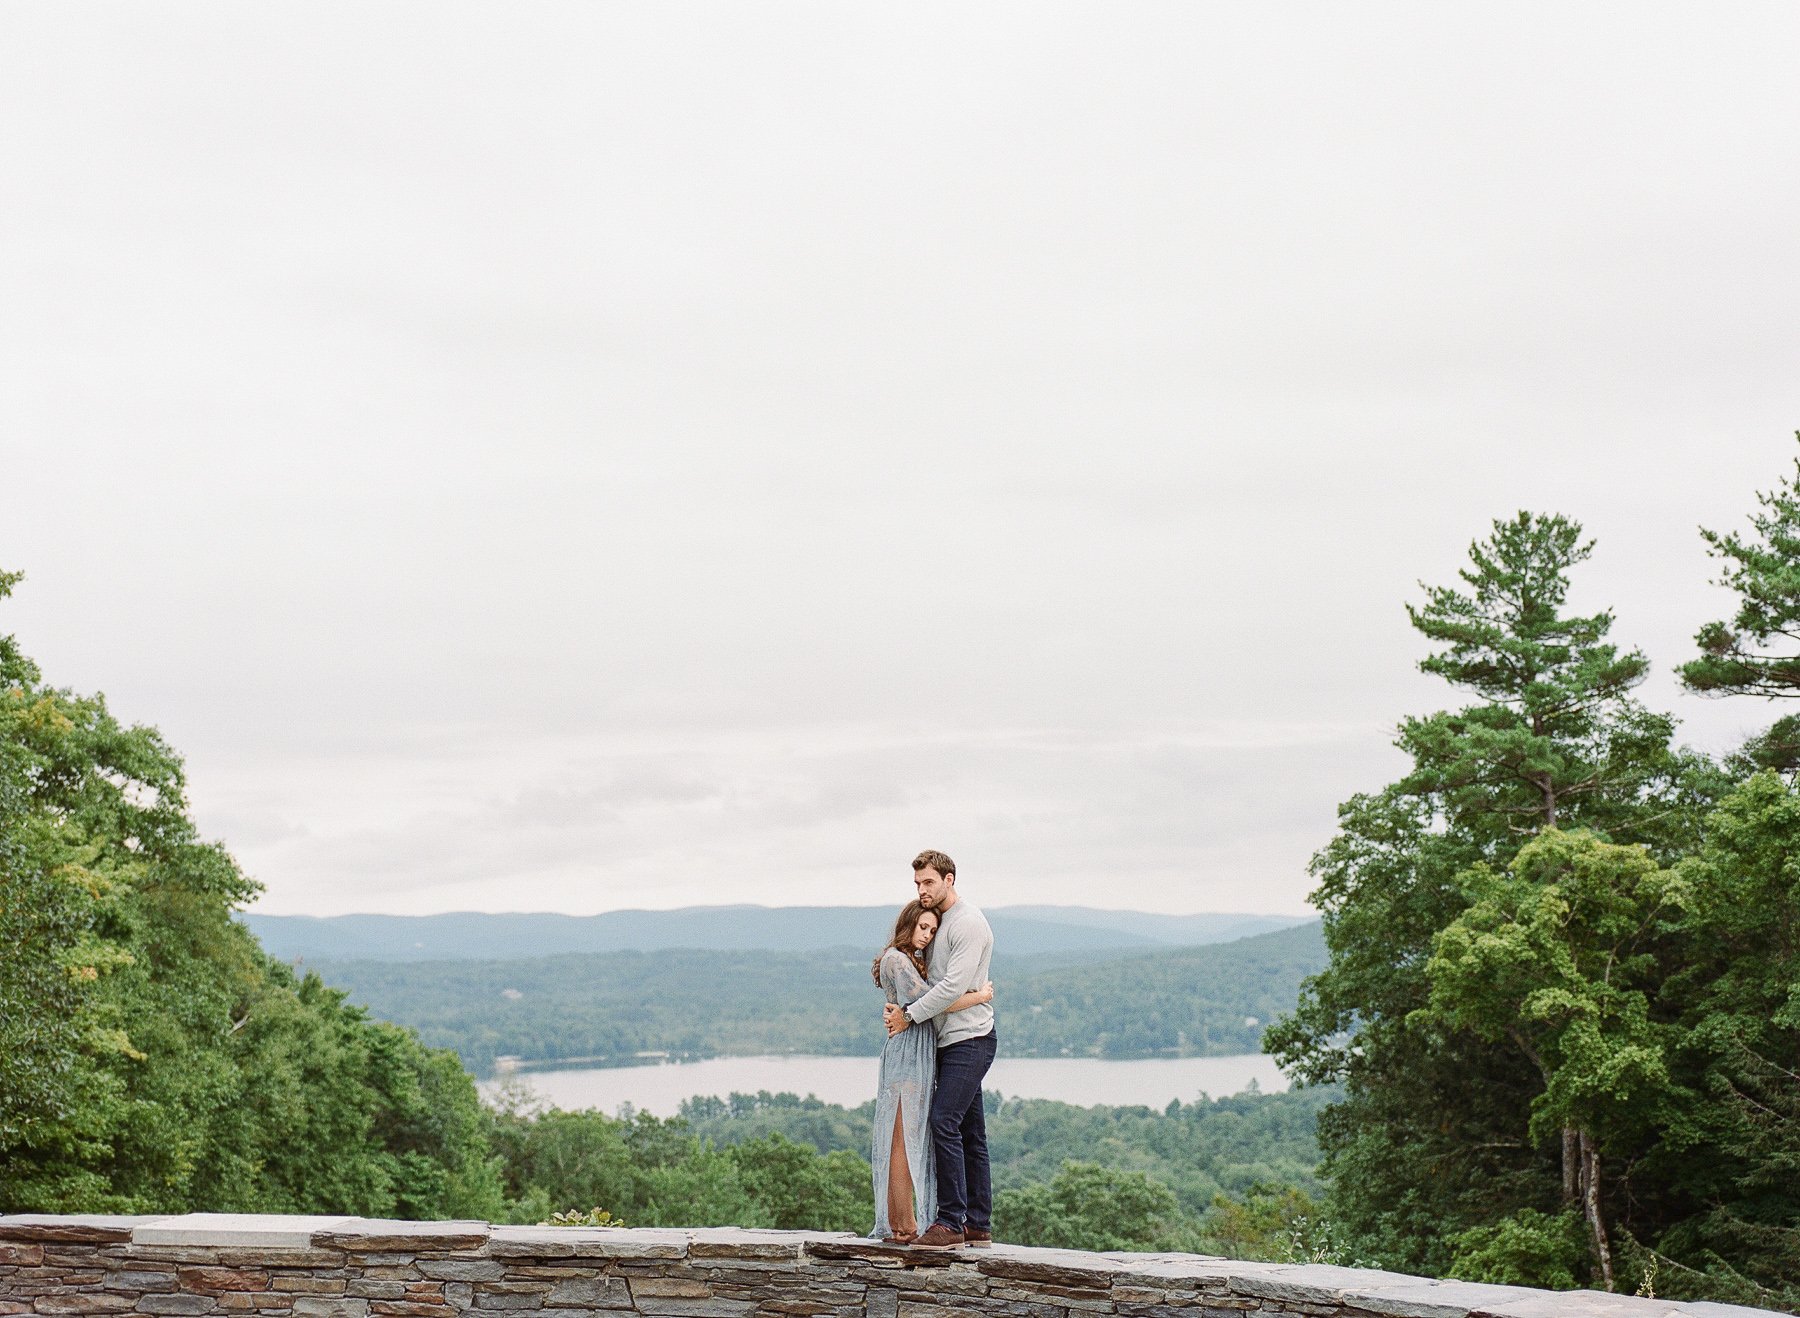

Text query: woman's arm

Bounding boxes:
[881,951,931,1035]
[944,981,994,1014]
[880,950,929,1000]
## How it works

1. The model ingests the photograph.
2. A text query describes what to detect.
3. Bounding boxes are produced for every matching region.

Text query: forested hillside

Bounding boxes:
[307,922,1324,1075]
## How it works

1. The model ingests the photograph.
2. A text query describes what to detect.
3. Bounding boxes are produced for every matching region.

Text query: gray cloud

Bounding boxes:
[3,2,1796,917]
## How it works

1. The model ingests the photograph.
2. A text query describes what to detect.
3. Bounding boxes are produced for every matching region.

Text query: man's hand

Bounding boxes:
[883,1003,910,1036]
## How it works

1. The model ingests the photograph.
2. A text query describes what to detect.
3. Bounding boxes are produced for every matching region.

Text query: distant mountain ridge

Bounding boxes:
[242,905,1312,963]
[305,920,1328,1074]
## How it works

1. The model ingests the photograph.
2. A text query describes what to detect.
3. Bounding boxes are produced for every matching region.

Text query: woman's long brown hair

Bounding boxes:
[873,899,934,981]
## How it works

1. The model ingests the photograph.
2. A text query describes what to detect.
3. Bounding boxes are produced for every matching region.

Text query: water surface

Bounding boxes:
[483,1052,1287,1117]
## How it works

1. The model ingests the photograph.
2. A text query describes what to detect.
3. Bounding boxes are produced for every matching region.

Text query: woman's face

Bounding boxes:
[911,911,939,951]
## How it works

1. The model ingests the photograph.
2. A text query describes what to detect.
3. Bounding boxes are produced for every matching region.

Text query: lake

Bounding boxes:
[481,1052,1288,1117]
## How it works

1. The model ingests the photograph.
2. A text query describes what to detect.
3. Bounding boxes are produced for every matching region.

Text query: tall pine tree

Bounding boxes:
[1399,512,1675,839]
[1269,512,1694,1283]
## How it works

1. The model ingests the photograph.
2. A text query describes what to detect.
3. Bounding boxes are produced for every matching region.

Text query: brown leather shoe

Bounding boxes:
[962,1226,992,1248]
[912,1223,965,1250]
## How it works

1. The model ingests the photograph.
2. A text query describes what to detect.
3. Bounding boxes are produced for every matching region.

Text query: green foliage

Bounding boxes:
[1421,830,1684,1152]
[1270,472,1800,1309]
[997,1170,1354,1264]
[1265,783,1566,1278]
[678,1091,872,1154]
[0,573,504,1220]
[1449,1209,1587,1289]
[483,1098,866,1231]
[997,1161,1183,1251]
[1682,436,1800,705]
[680,1086,1329,1211]
[1399,511,1672,838]
[1733,712,1800,778]
[542,1207,626,1227]
[982,1089,1327,1215]
[991,925,1326,1059]
[724,1133,868,1231]
[484,1085,1334,1251]
[1193,1182,1320,1261]
[1267,513,1722,1280]
[1644,771,1800,1308]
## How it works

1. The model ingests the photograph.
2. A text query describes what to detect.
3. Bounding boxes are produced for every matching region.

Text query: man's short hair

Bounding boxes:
[912,849,956,878]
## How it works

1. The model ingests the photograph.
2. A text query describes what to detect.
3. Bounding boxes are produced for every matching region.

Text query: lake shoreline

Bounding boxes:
[486,1045,1283,1079]
[481,1051,1290,1117]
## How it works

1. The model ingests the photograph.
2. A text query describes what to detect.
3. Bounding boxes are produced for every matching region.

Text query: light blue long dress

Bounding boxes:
[869,948,937,1239]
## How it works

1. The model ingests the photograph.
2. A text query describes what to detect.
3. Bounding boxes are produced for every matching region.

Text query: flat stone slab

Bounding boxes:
[132,1215,361,1248]
[687,1227,811,1260]
[1331,1278,1537,1318]
[803,1237,958,1267]
[487,1225,689,1259]
[976,1245,1128,1290]
[1475,1293,1679,1318]
[0,1215,164,1243]
[311,1219,490,1251]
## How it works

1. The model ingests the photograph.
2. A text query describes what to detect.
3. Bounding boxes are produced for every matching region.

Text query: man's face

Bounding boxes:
[913,866,952,909]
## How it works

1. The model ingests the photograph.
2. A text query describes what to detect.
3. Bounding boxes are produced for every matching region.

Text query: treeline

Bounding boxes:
[308,922,1324,1076]
[676,1085,1327,1218]
[1267,440,1800,1308]
[484,1098,870,1232]
[487,1084,1336,1257]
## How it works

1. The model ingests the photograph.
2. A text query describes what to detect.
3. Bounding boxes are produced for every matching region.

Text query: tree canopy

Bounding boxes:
[1271,446,1800,1309]
[0,569,501,1218]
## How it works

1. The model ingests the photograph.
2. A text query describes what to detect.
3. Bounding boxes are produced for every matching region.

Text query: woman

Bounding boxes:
[869,901,994,1244]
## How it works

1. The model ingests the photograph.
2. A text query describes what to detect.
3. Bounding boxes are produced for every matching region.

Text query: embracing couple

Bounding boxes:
[868,849,997,1250]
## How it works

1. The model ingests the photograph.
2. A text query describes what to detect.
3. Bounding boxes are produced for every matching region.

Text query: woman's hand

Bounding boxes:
[976,980,994,1005]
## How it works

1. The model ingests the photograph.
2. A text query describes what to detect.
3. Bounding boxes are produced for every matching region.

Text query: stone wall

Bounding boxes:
[0,1216,1777,1318]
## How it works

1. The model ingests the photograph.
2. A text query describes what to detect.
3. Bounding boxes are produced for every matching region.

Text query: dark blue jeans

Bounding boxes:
[930,1031,996,1232]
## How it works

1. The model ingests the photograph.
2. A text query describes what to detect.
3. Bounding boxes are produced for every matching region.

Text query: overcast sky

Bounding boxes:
[3,3,1798,917]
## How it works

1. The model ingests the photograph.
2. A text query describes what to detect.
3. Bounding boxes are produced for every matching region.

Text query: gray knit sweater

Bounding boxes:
[902,896,995,1049]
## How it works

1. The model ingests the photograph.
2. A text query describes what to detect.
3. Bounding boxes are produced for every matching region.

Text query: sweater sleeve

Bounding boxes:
[904,917,984,1023]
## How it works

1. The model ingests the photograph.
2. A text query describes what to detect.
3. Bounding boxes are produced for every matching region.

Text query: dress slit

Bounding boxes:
[869,950,937,1240]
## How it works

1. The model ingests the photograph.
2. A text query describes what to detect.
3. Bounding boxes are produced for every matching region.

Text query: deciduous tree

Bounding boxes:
[1421,830,1688,1288]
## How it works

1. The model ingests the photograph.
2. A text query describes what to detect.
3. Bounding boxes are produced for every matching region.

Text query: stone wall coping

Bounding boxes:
[0,1214,1784,1318]
[127,1214,360,1247]
[0,1214,164,1243]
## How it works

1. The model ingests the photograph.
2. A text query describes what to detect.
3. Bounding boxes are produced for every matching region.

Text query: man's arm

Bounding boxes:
[904,922,988,1024]
[884,980,992,1035]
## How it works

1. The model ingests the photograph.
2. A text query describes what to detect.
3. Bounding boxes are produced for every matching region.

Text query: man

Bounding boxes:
[883,849,995,1250]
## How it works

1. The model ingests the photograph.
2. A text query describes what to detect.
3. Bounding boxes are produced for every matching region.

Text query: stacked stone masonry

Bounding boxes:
[0,1216,1779,1318]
